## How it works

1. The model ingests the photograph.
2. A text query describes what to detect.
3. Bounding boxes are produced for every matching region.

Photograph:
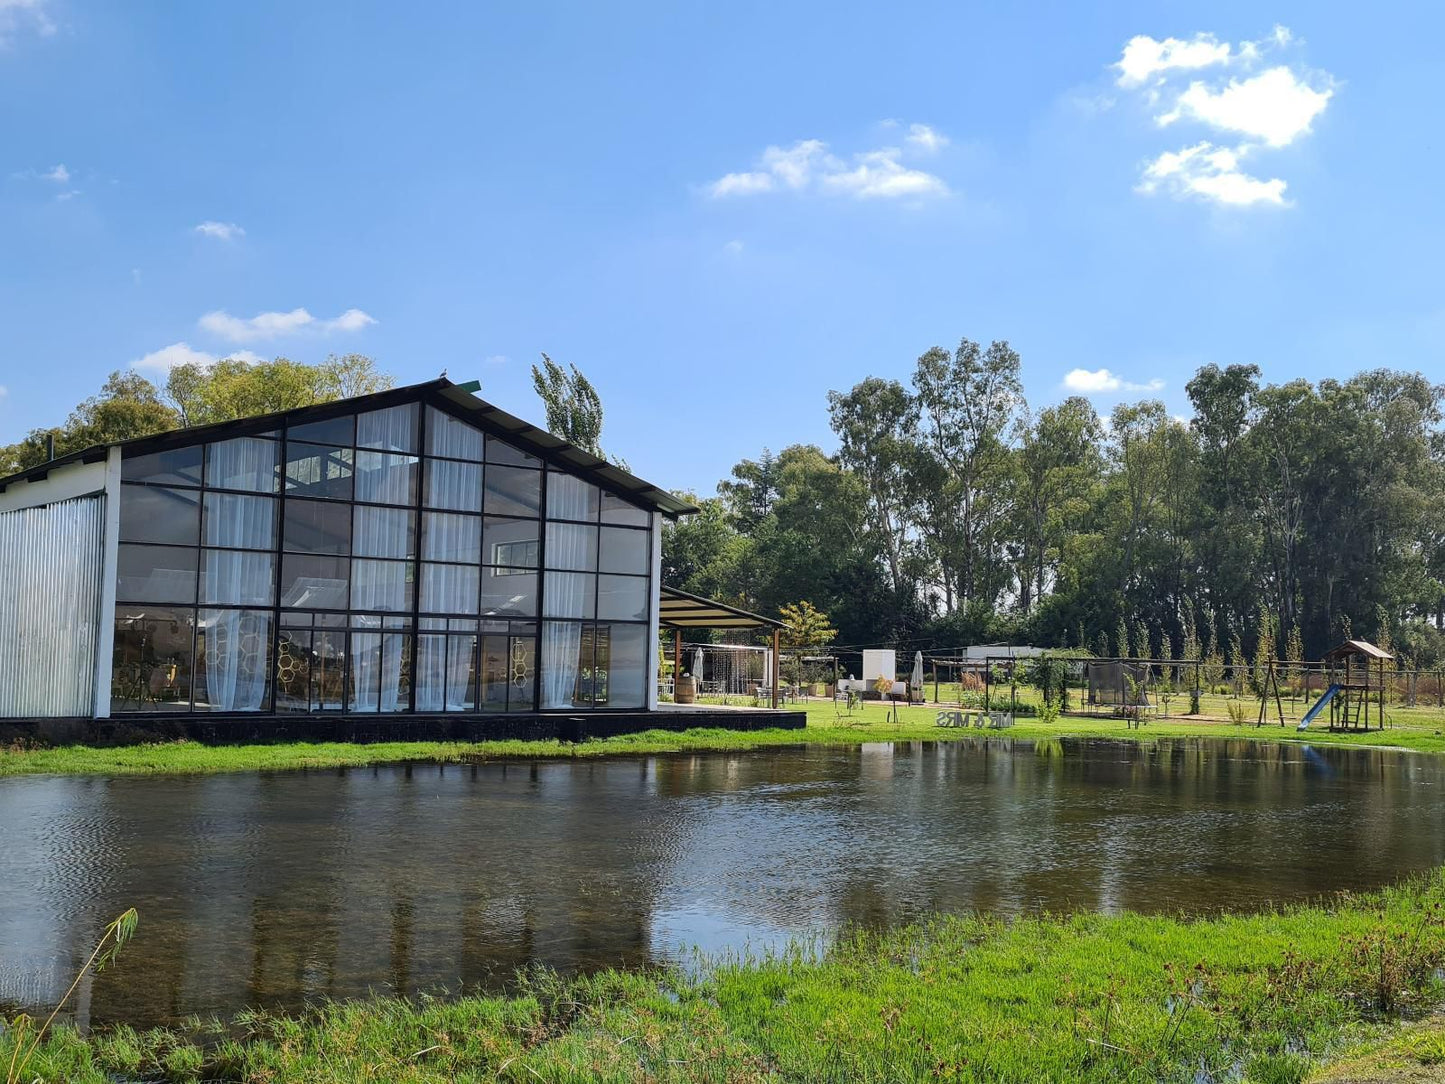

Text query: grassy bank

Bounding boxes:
[4,698,1445,777]
[6,871,1445,1083]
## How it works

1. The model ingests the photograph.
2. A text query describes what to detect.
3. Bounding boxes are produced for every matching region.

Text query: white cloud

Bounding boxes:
[483,354,509,366]
[1116,33,1231,87]
[904,123,948,153]
[0,385,8,399]
[1159,67,1333,147]
[198,307,376,343]
[709,171,773,197]
[706,129,949,201]
[821,148,948,199]
[54,188,79,201]
[1063,368,1165,394]
[41,163,69,183]
[1137,141,1287,206]
[194,220,245,241]
[0,0,55,44]
[133,343,268,372]
[722,239,744,256]
[1111,26,1332,208]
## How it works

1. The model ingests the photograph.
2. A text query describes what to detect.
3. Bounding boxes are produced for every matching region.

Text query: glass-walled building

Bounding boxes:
[0,380,696,722]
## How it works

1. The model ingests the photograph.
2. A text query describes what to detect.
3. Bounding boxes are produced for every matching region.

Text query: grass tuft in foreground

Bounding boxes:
[5,872,1445,1082]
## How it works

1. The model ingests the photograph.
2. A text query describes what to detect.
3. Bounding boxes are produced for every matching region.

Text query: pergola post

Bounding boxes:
[674,628,682,692]
[771,627,780,709]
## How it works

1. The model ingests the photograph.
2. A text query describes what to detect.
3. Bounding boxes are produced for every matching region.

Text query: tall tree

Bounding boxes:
[531,353,619,462]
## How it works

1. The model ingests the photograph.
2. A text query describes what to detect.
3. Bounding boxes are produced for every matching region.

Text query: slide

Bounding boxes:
[1297,684,1342,731]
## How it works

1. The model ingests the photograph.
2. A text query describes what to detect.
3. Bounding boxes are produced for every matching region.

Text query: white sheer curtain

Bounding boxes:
[358,405,417,453]
[541,475,596,708]
[351,631,407,711]
[200,471,276,710]
[206,437,278,492]
[202,610,270,711]
[415,635,474,711]
[426,460,482,511]
[426,407,484,460]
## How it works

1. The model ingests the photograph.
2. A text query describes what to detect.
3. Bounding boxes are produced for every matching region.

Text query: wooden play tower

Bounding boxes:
[1317,639,1394,732]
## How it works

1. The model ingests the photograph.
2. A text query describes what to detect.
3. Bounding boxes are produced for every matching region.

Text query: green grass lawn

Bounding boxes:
[4,696,1445,777]
[6,870,1445,1083]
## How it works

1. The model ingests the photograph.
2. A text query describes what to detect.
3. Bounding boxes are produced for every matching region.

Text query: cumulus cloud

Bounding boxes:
[1116,32,1232,87]
[706,129,949,201]
[722,239,744,256]
[198,307,376,343]
[905,123,949,153]
[132,343,267,372]
[1137,142,1286,206]
[1158,67,1333,147]
[1063,368,1165,394]
[41,163,69,183]
[1111,25,1333,208]
[194,221,245,241]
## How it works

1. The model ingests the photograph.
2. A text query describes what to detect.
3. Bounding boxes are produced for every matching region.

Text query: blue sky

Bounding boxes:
[2,2,1441,495]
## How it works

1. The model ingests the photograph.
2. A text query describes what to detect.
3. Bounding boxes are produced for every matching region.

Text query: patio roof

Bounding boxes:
[658,586,786,630]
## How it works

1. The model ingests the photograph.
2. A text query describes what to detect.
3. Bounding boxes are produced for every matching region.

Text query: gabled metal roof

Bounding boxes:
[1322,639,1395,662]
[0,378,700,519]
[658,586,786,630]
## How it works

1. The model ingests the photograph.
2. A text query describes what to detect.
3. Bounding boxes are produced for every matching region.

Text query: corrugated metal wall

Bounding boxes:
[0,495,105,718]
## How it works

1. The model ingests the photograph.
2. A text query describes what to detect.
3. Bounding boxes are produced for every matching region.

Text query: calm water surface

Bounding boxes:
[1,736,1442,1027]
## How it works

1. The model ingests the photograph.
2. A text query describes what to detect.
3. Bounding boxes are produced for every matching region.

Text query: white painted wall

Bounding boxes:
[646,510,663,710]
[0,459,107,514]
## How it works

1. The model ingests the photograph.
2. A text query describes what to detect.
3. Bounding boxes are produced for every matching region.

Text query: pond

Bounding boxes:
[1,736,1443,1028]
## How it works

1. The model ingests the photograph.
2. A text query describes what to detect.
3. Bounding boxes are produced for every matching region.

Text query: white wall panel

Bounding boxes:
[0,495,105,718]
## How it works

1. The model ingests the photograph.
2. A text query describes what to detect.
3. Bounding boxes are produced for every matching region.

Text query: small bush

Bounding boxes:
[1227,700,1249,725]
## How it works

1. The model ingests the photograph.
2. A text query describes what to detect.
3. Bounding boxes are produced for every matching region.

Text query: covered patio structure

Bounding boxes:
[658,586,787,710]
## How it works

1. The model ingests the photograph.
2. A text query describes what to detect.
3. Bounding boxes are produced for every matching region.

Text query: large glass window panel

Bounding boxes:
[416,633,476,711]
[508,632,537,710]
[111,606,194,713]
[350,559,413,612]
[597,574,649,621]
[601,492,650,528]
[546,472,598,521]
[203,493,277,550]
[483,517,539,568]
[194,608,273,711]
[350,631,410,712]
[425,459,482,512]
[201,550,276,606]
[288,414,354,445]
[283,498,351,554]
[285,443,354,501]
[485,465,541,517]
[478,633,510,711]
[485,435,539,468]
[354,451,418,505]
[119,485,200,545]
[122,446,203,487]
[545,522,597,570]
[423,512,481,563]
[276,628,346,713]
[598,526,648,575]
[279,553,350,609]
[541,621,591,707]
[600,623,648,708]
[421,563,479,614]
[542,571,594,619]
[357,404,418,453]
[481,568,538,617]
[117,544,197,603]
[354,505,416,559]
[426,407,484,461]
[206,437,280,492]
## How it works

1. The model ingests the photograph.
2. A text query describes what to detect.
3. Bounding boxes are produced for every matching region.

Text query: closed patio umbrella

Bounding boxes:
[912,651,924,703]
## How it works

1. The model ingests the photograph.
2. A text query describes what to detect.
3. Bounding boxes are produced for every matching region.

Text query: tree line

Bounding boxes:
[663,339,1445,669]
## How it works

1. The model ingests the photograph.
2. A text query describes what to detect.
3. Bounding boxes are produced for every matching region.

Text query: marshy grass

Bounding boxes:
[5,873,1445,1082]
